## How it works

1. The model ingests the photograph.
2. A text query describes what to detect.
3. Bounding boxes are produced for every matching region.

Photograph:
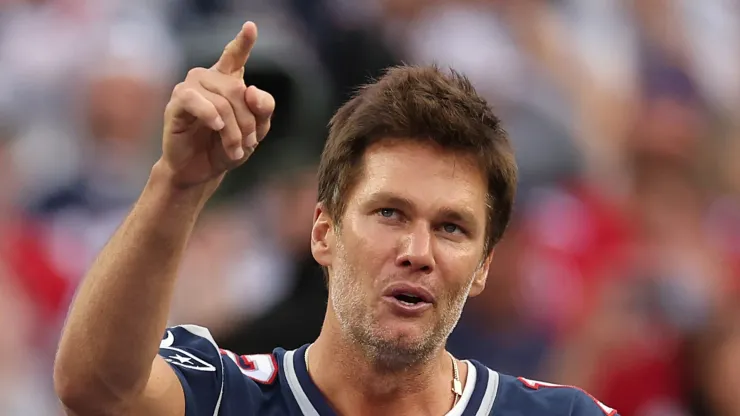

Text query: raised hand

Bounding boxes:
[161,22,275,188]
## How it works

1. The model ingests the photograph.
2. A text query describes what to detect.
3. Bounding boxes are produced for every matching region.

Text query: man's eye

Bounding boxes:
[378,208,396,218]
[442,223,461,234]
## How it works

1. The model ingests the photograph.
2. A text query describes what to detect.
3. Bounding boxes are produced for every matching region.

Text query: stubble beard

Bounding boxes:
[330,244,475,373]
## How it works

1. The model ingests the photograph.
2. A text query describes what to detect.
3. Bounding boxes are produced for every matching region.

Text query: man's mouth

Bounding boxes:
[381,283,435,315]
[394,293,425,305]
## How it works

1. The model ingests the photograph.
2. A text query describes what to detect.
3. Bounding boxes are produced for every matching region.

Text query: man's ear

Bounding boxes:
[311,203,335,268]
[468,250,494,298]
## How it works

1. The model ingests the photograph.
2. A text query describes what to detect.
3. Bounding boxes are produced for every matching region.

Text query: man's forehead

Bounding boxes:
[351,144,487,217]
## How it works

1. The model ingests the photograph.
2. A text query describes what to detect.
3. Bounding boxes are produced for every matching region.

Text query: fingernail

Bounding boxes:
[247,132,258,147]
[234,146,245,160]
[214,117,225,131]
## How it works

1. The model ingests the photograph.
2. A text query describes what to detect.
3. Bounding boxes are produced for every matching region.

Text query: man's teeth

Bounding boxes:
[396,293,421,304]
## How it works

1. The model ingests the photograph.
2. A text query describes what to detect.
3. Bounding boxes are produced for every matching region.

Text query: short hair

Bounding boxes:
[317,65,517,254]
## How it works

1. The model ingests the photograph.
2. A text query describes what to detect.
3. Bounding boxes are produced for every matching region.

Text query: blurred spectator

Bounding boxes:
[286,0,400,106]
[31,7,180,278]
[0,0,102,199]
[517,65,737,415]
[0,121,71,415]
[386,0,582,188]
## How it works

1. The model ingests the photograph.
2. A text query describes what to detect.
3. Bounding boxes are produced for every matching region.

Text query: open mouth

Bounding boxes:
[383,288,433,316]
[382,284,434,316]
[394,293,424,306]
[383,283,434,307]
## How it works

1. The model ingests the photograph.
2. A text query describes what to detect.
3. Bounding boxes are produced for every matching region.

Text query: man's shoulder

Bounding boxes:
[158,325,297,416]
[473,362,618,416]
[159,324,288,376]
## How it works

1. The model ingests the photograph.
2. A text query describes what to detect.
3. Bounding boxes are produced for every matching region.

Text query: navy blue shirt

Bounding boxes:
[159,325,619,416]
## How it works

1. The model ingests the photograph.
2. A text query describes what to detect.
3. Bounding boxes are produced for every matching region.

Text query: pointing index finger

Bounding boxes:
[212,21,257,76]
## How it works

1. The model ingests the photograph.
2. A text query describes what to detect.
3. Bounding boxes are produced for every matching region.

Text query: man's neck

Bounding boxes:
[307,321,465,416]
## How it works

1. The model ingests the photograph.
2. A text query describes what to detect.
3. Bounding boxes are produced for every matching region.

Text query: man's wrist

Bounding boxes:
[147,160,224,211]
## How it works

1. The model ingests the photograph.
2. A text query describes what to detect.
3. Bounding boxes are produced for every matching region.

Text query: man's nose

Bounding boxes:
[395,223,435,274]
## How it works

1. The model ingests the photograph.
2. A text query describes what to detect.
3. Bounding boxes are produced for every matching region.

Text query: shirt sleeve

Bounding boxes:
[158,325,226,416]
[569,388,619,416]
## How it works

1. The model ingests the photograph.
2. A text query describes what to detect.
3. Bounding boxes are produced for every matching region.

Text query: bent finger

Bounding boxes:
[200,89,243,160]
[245,86,274,142]
[171,87,225,132]
[245,85,275,122]
[200,75,257,147]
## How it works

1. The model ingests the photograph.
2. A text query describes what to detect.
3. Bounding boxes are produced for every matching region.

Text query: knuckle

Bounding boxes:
[225,80,245,98]
[186,67,207,79]
[172,83,200,104]
[179,87,197,101]
[241,117,256,133]
[171,82,186,98]
[223,132,241,145]
[164,100,177,117]
[212,97,231,115]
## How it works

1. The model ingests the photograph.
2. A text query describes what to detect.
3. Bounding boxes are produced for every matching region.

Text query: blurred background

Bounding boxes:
[1,0,740,415]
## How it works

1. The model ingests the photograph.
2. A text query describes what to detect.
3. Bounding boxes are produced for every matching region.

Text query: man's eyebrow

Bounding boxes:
[439,206,476,223]
[363,191,415,211]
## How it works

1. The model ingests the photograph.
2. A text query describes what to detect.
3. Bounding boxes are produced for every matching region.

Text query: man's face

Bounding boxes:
[312,139,491,370]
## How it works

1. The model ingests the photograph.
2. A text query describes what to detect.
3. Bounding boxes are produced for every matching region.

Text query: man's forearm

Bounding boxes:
[54,161,220,407]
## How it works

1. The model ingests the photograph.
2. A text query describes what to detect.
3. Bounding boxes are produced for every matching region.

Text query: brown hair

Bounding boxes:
[317,65,517,253]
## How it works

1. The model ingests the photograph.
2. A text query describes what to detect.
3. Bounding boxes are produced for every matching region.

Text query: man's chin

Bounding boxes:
[360,324,438,367]
[380,321,429,345]
[339,310,441,369]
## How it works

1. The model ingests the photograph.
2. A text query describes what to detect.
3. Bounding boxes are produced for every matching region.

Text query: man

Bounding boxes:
[54,21,618,416]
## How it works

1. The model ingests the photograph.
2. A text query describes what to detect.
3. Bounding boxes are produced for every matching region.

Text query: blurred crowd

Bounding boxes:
[2,0,740,415]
